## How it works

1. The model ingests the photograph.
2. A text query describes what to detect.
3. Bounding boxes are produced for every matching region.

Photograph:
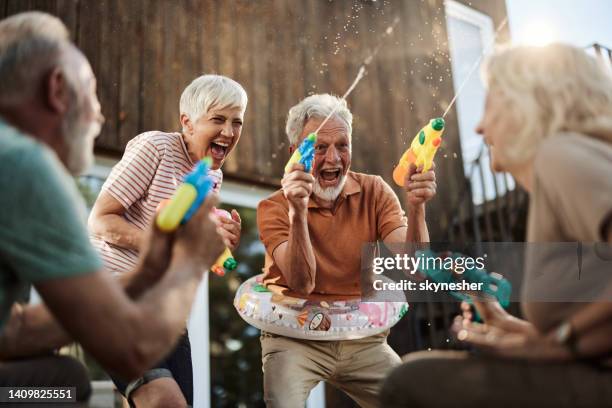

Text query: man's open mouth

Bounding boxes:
[210,140,230,160]
[319,169,341,184]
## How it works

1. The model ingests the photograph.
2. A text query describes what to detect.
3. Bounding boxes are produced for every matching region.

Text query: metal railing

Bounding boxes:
[448,144,528,246]
[590,42,612,68]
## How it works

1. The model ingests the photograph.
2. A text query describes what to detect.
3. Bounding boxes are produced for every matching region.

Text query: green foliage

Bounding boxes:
[210,204,266,407]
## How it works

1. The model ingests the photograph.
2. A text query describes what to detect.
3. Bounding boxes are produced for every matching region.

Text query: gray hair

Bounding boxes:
[0,12,70,105]
[285,94,353,145]
[179,74,248,123]
[483,43,612,166]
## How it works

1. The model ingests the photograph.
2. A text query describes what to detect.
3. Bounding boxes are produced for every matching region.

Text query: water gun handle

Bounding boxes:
[392,150,416,186]
[156,158,213,232]
[285,133,317,173]
[210,209,238,276]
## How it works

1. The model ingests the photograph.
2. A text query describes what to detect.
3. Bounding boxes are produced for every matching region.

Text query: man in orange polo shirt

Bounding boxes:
[256,93,436,407]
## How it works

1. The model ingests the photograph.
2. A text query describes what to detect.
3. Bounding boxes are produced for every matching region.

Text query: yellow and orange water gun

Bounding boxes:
[393,117,445,186]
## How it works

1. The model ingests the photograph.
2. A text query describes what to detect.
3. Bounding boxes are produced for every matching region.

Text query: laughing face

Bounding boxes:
[296,116,351,201]
[180,105,244,169]
[476,89,520,173]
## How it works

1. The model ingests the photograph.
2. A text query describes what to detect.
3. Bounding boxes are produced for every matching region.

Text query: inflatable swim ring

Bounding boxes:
[234,274,408,340]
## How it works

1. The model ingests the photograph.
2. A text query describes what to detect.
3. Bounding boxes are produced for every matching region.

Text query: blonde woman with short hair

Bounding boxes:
[89,74,247,407]
[381,43,612,407]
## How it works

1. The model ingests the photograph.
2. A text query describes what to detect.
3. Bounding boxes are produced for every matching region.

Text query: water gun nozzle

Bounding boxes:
[432,117,445,131]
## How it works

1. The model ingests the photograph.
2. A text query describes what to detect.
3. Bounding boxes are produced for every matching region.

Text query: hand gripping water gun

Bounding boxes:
[416,249,511,308]
[156,157,237,276]
[210,209,238,277]
[393,117,445,186]
[285,133,317,173]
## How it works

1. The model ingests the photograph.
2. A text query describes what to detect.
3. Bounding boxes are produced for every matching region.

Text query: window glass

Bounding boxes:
[446,1,516,205]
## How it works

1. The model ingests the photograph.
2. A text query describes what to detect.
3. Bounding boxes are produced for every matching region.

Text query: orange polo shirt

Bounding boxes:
[257,171,407,300]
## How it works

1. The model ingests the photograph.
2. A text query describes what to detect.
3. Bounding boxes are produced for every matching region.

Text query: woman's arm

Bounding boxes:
[88,191,145,251]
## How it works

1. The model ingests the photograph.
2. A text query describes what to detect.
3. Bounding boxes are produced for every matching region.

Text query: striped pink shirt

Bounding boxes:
[90,131,223,274]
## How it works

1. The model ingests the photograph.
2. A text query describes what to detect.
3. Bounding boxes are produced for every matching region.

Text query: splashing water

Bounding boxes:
[442,17,508,118]
[314,66,366,134]
[314,17,401,135]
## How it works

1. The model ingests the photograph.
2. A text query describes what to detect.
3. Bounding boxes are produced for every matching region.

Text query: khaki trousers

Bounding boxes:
[260,330,401,408]
[381,350,612,408]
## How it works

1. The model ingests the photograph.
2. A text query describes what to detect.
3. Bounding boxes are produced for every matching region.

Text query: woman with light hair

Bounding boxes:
[88,74,247,407]
[381,43,612,407]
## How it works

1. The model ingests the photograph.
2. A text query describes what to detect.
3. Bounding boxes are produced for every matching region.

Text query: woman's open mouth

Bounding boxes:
[209,141,229,161]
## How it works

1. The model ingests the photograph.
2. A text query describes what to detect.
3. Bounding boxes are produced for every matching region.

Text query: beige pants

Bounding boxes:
[260,330,401,408]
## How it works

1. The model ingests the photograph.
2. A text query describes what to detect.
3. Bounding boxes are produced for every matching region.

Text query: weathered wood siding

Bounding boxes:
[1,0,509,239]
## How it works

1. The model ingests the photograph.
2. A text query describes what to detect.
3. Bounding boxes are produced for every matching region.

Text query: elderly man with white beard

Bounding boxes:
[0,12,224,404]
[256,94,437,407]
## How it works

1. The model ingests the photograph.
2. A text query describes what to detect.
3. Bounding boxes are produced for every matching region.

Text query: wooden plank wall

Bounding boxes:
[0,0,509,240]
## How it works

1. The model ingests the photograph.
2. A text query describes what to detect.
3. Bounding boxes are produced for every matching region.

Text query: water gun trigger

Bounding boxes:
[420,158,433,174]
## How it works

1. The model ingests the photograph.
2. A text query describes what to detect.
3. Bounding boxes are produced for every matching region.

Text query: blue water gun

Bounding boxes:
[416,249,512,307]
[156,157,214,232]
[285,133,317,173]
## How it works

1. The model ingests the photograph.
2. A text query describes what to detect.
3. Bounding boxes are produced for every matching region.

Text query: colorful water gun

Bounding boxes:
[393,117,445,186]
[285,133,317,173]
[157,157,214,232]
[416,249,511,308]
[155,157,237,276]
[210,209,238,277]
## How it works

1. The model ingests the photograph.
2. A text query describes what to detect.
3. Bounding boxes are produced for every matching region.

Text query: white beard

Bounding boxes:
[62,105,101,175]
[312,173,347,202]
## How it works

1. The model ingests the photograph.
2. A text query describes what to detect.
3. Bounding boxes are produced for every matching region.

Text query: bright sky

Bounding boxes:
[506,0,612,47]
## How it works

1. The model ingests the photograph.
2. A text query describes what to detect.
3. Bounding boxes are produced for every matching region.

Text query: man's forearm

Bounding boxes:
[406,204,429,243]
[120,246,170,299]
[126,253,206,368]
[0,304,71,360]
[119,264,159,299]
[1,252,168,361]
[284,212,317,295]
